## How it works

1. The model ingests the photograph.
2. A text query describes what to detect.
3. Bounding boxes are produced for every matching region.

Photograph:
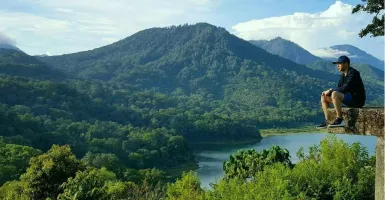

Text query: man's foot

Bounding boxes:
[315,121,328,129]
[328,118,345,128]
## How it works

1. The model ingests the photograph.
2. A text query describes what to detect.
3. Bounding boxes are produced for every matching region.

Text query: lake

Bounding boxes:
[196,133,377,188]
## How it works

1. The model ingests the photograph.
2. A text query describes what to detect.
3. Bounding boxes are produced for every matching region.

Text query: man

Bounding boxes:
[316,55,366,128]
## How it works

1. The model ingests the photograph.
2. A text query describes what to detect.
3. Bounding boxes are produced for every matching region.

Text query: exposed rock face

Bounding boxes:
[327,107,384,200]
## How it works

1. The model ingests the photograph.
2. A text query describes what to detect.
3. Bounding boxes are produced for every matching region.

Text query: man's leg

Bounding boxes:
[331,91,344,119]
[317,94,334,129]
[321,95,333,120]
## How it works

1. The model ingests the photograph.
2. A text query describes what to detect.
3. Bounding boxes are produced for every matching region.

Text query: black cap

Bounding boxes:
[332,55,350,64]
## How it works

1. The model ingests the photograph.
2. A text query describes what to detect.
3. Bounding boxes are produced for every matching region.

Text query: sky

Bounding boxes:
[0,0,383,60]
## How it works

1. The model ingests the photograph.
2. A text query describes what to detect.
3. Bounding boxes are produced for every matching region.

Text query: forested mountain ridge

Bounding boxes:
[38,23,338,120]
[0,48,66,80]
[39,23,336,84]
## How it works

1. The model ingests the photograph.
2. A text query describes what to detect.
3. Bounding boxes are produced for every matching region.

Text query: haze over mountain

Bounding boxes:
[250,37,322,65]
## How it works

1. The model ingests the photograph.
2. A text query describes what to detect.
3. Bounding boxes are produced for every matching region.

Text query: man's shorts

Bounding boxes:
[342,93,353,106]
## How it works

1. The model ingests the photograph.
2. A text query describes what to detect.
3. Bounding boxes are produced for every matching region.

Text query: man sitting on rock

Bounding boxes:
[316,55,366,129]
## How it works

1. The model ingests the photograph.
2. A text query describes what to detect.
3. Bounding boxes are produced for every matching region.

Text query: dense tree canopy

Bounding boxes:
[223,145,292,180]
[0,145,167,200]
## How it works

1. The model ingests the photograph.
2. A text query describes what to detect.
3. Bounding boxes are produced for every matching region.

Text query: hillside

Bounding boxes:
[250,37,322,65]
[39,23,338,121]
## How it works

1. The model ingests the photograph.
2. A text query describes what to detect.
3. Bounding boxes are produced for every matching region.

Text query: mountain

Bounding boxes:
[39,23,382,110]
[249,37,322,65]
[317,44,384,71]
[0,48,65,80]
[39,23,347,122]
[0,43,22,52]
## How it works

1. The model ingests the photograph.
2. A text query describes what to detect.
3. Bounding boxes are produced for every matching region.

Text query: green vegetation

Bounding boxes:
[0,49,65,80]
[0,139,42,185]
[223,145,292,180]
[0,145,167,200]
[4,136,371,199]
[167,135,375,200]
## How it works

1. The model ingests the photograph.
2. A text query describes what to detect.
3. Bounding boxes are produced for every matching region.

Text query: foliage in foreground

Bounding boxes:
[0,145,166,200]
[0,135,374,200]
[167,135,375,200]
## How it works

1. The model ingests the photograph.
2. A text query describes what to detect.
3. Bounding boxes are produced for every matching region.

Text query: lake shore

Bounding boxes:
[165,160,199,180]
[189,125,328,148]
[190,138,262,146]
[260,125,327,137]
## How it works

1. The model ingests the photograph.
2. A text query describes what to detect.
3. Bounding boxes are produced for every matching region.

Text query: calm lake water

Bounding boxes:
[196,133,377,188]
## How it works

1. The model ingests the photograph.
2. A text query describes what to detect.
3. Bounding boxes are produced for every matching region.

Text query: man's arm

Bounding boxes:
[331,70,356,93]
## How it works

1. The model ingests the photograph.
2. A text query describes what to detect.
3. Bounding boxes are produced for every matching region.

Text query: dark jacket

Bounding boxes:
[332,67,366,107]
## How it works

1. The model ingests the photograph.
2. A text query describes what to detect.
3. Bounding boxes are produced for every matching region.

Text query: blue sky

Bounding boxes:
[0,0,383,60]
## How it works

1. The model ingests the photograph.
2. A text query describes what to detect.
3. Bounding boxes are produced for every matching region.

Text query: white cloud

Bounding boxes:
[0,32,16,45]
[312,48,353,58]
[0,0,220,55]
[232,1,384,60]
[55,8,74,13]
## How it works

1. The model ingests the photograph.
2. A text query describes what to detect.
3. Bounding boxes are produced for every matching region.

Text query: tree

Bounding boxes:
[352,0,384,37]
[223,145,292,180]
[20,145,84,199]
[58,167,119,200]
[0,181,29,200]
[166,171,204,200]
[0,140,42,185]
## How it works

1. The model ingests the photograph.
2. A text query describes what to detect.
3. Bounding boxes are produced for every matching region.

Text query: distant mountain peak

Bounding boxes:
[250,37,322,65]
[315,44,384,71]
[272,36,285,40]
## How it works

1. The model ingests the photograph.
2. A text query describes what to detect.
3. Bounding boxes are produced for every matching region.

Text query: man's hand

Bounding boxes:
[322,89,332,96]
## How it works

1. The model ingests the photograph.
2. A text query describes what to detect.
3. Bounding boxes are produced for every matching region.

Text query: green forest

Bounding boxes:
[0,23,382,199]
